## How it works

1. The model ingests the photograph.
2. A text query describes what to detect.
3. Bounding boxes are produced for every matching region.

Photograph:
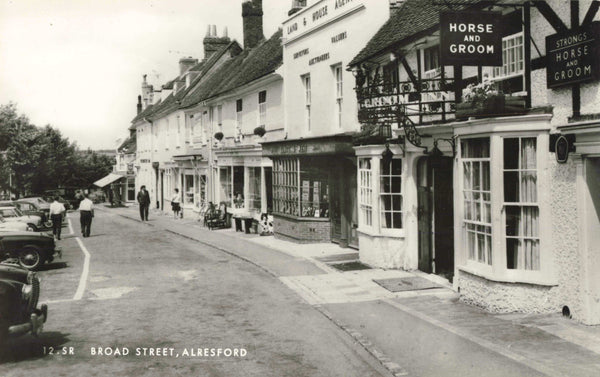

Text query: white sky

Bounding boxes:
[0,0,291,149]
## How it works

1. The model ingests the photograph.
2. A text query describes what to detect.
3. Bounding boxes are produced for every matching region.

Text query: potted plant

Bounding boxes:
[253,126,266,137]
[214,132,224,141]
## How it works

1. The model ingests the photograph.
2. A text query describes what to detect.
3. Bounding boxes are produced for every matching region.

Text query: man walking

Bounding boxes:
[79,193,94,237]
[137,185,151,221]
[49,196,66,240]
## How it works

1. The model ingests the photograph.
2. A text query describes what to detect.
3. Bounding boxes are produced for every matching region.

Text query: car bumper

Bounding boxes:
[8,304,48,337]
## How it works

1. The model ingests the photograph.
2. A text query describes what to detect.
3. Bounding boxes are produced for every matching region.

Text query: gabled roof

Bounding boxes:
[349,0,487,66]
[180,29,283,108]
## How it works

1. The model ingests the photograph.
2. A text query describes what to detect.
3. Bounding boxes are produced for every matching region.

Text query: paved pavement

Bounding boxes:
[107,204,600,377]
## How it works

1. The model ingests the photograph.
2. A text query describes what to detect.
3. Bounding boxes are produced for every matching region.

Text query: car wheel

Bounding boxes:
[18,246,43,270]
[44,220,53,228]
[27,223,38,232]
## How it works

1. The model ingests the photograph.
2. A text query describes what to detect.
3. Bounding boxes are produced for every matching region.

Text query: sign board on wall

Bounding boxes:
[439,11,503,66]
[546,22,600,88]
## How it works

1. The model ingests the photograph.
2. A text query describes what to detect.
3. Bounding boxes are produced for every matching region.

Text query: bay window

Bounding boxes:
[458,130,549,283]
[355,150,403,233]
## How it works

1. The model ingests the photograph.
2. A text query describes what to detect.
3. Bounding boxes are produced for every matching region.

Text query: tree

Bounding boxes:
[0,103,117,197]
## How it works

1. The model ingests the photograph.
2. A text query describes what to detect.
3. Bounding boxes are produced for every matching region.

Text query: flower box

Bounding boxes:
[456,94,526,119]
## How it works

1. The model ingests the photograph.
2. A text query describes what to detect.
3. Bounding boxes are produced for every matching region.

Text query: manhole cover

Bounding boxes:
[329,261,371,271]
[373,277,441,292]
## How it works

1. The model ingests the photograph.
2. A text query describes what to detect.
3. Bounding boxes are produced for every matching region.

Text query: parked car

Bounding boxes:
[0,231,61,270]
[0,200,51,228]
[0,206,42,231]
[0,218,31,232]
[0,263,48,344]
[20,197,50,212]
[21,197,67,225]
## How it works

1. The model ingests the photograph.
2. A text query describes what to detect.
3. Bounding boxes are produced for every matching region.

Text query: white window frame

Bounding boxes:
[333,65,343,128]
[460,137,493,268]
[236,99,243,133]
[456,128,553,285]
[176,115,181,148]
[302,74,311,131]
[379,158,403,232]
[258,91,267,128]
[217,105,223,128]
[354,146,405,238]
[358,158,373,228]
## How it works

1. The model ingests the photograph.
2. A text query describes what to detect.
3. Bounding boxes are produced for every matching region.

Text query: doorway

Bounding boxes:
[417,156,454,280]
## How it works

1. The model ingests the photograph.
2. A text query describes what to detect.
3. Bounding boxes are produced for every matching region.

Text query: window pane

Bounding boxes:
[391,159,402,175]
[392,211,402,229]
[507,238,521,269]
[505,205,520,236]
[393,195,402,211]
[392,177,401,192]
[504,138,519,169]
[504,171,519,202]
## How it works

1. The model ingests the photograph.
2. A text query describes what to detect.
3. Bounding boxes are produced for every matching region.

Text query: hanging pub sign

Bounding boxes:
[440,11,503,66]
[546,22,600,89]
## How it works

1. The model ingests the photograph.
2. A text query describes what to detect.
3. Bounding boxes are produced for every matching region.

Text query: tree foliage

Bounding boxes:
[0,103,115,198]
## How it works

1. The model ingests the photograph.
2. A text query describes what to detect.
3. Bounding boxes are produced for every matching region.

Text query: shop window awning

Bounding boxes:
[93,173,124,188]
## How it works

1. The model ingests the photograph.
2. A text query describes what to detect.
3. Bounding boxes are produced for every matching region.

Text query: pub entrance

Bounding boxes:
[417,156,454,280]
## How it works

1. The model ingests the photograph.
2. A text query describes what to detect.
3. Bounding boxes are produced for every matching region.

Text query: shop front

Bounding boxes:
[173,153,209,218]
[262,134,358,247]
[215,145,273,223]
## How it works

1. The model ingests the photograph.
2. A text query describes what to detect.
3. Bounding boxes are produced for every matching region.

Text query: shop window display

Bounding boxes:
[273,158,329,218]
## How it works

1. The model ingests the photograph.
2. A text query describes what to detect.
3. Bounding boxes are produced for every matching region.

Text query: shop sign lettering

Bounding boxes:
[331,31,347,43]
[546,23,600,88]
[285,0,363,36]
[309,52,330,65]
[440,11,502,66]
[335,0,354,9]
[293,48,309,59]
[312,6,328,22]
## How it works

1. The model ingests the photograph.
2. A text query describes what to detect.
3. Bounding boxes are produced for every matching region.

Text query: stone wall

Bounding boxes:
[458,270,560,313]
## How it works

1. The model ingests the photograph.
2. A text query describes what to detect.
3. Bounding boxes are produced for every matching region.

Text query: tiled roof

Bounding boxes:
[130,103,156,125]
[180,29,283,108]
[349,0,487,66]
[117,133,136,154]
[129,41,242,124]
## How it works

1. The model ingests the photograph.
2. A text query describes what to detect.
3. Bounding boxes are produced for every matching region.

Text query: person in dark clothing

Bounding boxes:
[137,185,151,221]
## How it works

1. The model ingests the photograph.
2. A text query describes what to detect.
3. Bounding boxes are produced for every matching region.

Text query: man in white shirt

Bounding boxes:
[79,193,94,237]
[49,196,66,240]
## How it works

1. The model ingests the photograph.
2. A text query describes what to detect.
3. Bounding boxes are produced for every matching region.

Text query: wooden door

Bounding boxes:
[417,158,433,273]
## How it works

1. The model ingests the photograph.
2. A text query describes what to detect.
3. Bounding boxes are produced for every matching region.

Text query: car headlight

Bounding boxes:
[22,284,33,301]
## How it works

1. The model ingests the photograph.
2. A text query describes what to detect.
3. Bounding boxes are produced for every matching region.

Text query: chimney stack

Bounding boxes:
[203,25,231,60]
[242,0,264,49]
[141,74,154,109]
[288,0,306,16]
[137,95,142,115]
[179,56,199,75]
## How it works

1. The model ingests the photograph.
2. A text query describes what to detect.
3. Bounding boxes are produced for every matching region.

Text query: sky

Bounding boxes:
[0,0,291,150]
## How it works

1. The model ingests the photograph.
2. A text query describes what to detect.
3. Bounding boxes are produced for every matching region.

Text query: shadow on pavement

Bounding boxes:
[38,262,68,272]
[0,331,70,363]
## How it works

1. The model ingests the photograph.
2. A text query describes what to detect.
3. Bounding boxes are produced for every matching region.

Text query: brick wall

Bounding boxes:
[274,215,331,243]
